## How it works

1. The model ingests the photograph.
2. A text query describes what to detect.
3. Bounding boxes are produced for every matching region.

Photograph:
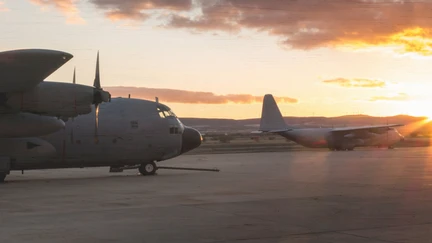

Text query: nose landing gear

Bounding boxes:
[329,146,355,151]
[138,161,157,176]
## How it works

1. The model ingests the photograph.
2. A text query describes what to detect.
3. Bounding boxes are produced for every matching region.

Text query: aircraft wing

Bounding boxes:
[0,49,73,93]
[331,124,404,135]
[251,128,292,134]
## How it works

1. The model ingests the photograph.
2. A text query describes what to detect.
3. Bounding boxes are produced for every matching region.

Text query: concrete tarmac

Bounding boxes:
[2,147,432,242]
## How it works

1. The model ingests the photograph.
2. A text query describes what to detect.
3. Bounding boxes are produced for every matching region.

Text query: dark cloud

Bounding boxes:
[105,86,298,104]
[323,78,386,88]
[369,92,409,101]
[89,0,193,21]
[33,0,432,55]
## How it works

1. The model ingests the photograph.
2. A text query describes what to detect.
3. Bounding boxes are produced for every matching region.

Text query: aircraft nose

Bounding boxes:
[180,126,202,154]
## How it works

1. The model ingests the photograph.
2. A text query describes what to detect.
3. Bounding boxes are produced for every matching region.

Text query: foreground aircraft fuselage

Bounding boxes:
[277,127,404,149]
[1,98,202,180]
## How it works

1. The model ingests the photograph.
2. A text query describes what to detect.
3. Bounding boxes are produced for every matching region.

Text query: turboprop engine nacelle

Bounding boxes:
[0,113,65,138]
[0,137,56,158]
[6,82,110,118]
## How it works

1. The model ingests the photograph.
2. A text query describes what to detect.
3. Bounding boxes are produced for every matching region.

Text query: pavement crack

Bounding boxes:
[336,231,399,243]
[180,204,278,224]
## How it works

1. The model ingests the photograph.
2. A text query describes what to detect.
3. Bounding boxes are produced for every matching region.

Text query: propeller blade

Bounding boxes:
[94,103,99,144]
[72,67,76,120]
[93,51,101,89]
[92,51,111,104]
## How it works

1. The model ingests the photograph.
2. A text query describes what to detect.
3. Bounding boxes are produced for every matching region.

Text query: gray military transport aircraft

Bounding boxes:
[256,94,405,151]
[0,49,202,182]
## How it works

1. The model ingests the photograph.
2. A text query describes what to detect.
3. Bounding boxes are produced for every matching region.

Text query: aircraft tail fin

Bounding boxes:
[257,94,291,133]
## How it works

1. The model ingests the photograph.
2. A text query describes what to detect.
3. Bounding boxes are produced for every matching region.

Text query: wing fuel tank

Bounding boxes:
[0,113,64,137]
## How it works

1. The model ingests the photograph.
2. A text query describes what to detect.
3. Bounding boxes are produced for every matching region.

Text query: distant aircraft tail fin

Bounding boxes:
[257,94,291,133]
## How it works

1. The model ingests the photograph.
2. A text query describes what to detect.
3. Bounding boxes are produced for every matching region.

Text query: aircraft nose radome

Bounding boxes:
[180,127,202,154]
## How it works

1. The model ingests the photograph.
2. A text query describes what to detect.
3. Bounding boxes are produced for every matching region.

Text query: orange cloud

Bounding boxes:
[0,1,9,12]
[323,78,386,88]
[29,0,84,24]
[369,93,409,102]
[105,86,298,104]
[35,1,432,55]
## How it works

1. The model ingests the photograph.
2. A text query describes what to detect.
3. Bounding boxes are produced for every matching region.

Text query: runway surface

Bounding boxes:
[2,147,432,242]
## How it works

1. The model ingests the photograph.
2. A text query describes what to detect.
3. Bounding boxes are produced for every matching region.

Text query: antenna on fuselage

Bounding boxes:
[155,97,159,103]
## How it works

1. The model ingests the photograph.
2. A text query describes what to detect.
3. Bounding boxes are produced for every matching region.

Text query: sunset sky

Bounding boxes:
[2,0,432,119]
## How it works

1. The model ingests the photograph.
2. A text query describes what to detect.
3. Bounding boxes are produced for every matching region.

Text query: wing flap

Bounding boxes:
[0,49,73,93]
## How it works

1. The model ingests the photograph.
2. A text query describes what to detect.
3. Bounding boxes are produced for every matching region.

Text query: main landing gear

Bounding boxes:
[329,147,354,151]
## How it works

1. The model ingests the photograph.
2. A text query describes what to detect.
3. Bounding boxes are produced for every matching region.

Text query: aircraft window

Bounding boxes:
[169,126,181,134]
[157,109,167,118]
[167,110,177,117]
[130,121,138,129]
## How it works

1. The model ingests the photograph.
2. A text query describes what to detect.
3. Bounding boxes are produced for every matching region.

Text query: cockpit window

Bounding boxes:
[157,104,177,118]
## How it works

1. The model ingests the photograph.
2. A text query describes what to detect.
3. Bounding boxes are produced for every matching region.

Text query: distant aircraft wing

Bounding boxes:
[0,49,73,93]
[331,124,404,135]
[251,128,292,134]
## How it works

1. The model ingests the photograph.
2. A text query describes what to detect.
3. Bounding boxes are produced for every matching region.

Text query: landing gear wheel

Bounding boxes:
[139,162,157,176]
[0,173,6,183]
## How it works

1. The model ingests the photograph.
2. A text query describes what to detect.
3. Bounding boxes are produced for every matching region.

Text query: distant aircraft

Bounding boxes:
[0,49,202,182]
[255,94,405,151]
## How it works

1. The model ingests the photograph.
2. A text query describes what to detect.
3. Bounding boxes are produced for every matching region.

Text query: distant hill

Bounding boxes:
[180,114,430,134]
